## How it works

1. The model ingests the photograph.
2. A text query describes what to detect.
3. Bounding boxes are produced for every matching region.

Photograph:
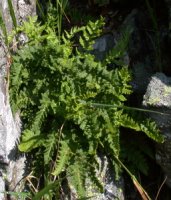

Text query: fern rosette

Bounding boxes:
[9,15,163,198]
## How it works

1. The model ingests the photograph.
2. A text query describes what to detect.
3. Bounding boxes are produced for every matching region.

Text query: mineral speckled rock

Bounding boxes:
[65,154,125,200]
[84,154,125,200]
[143,72,171,188]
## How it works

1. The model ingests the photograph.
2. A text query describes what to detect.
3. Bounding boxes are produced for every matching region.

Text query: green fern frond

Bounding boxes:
[140,119,164,142]
[86,157,104,193]
[52,140,70,176]
[32,181,59,200]
[105,28,131,65]
[120,113,141,131]
[2,191,31,199]
[67,158,87,198]
[63,16,104,50]
[18,130,44,152]
[31,92,50,133]
[120,113,164,143]
[44,132,57,165]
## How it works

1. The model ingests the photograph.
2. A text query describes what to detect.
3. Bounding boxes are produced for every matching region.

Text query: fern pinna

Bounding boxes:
[9,15,163,199]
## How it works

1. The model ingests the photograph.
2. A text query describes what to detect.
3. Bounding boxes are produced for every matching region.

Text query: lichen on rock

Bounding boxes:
[143,72,171,188]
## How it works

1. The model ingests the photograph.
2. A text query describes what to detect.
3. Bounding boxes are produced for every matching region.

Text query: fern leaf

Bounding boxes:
[32,181,59,200]
[52,141,70,176]
[120,113,164,142]
[120,113,141,131]
[68,161,86,198]
[18,130,44,152]
[140,119,164,142]
[44,132,57,165]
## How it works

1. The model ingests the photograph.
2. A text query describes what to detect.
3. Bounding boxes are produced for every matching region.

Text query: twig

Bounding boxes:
[155,176,167,200]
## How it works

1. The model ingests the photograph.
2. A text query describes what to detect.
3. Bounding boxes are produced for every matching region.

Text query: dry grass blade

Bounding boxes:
[155,176,167,200]
[113,155,152,200]
[132,178,151,200]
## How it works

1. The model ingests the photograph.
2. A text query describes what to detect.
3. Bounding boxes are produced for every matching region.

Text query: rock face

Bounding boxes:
[65,154,125,200]
[143,73,171,188]
[0,0,36,199]
[92,34,116,61]
[86,154,125,200]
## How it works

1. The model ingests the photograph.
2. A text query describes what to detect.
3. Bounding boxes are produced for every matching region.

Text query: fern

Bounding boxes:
[44,131,57,165]
[52,140,70,176]
[32,181,59,200]
[120,112,163,142]
[67,159,86,198]
[18,129,44,152]
[9,11,164,199]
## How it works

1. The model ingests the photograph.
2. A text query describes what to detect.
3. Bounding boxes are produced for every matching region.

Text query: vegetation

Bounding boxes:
[7,3,165,199]
[0,0,167,199]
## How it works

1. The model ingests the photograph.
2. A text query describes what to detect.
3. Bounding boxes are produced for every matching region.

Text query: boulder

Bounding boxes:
[143,72,171,187]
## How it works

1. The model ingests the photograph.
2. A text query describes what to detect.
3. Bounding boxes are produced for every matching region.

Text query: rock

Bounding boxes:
[85,154,125,200]
[65,153,125,200]
[92,32,130,65]
[92,34,116,61]
[143,72,171,187]
[0,0,36,198]
[17,0,36,22]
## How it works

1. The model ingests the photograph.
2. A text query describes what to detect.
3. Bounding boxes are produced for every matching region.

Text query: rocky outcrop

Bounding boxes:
[65,153,125,200]
[0,0,36,199]
[143,73,171,188]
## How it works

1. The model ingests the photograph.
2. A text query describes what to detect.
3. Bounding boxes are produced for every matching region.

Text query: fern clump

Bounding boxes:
[9,14,163,199]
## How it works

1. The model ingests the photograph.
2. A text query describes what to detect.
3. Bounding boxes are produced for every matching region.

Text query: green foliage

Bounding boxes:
[32,181,59,200]
[0,0,17,46]
[10,12,163,199]
[0,9,8,46]
[52,140,70,176]
[7,0,17,28]
[1,191,31,200]
[120,133,154,176]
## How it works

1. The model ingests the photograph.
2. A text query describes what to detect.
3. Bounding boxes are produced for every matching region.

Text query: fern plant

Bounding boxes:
[9,9,163,199]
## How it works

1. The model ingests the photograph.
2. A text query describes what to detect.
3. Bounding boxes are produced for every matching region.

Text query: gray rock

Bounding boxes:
[92,32,130,66]
[17,0,36,22]
[66,154,125,200]
[143,72,171,187]
[85,154,125,200]
[143,73,171,108]
[92,34,116,61]
[0,76,26,198]
[131,62,153,93]
[0,0,36,198]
